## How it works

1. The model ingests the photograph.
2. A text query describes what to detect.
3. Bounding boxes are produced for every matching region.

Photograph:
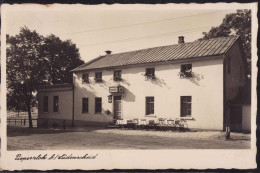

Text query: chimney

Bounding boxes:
[178,36,185,44]
[105,50,112,55]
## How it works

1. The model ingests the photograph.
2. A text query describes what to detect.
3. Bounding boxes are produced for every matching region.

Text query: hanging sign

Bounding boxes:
[108,95,112,103]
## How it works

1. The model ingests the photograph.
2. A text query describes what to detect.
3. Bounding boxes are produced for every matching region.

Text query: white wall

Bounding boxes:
[74,57,224,130]
[38,90,73,120]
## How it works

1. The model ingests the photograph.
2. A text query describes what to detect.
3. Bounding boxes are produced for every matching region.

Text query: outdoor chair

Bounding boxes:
[157,118,167,131]
[116,119,126,128]
[139,119,148,130]
[147,120,158,130]
[133,118,140,130]
[166,119,176,131]
[175,118,188,131]
[126,119,135,129]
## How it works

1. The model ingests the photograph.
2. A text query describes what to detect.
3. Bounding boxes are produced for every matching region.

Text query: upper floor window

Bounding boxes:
[180,64,192,78]
[82,73,89,83]
[114,70,122,81]
[53,96,59,112]
[145,68,155,79]
[95,72,102,83]
[43,96,48,112]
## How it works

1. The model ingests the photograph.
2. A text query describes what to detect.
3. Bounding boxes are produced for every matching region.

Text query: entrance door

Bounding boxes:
[114,96,122,119]
[230,105,242,131]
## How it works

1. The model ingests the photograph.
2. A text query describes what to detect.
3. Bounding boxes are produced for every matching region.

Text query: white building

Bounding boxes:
[37,36,251,131]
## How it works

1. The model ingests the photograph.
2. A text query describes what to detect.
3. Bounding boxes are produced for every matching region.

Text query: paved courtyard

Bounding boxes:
[7,126,251,150]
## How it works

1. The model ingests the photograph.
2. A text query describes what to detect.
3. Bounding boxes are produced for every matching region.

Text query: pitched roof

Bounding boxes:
[72,36,239,72]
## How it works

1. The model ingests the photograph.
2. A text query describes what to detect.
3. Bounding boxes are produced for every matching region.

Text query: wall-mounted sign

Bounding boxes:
[109,86,124,93]
[109,87,118,93]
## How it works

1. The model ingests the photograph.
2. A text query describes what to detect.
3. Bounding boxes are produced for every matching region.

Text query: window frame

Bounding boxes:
[180,96,192,117]
[53,96,59,113]
[113,70,122,81]
[95,72,103,83]
[43,96,48,113]
[82,73,90,83]
[180,64,192,78]
[145,67,155,79]
[95,97,102,114]
[145,96,154,115]
[82,98,89,113]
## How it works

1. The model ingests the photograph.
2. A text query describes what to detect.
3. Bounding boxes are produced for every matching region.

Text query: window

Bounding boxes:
[181,96,192,117]
[95,72,102,83]
[53,96,59,112]
[227,56,231,74]
[82,73,89,83]
[145,68,155,79]
[43,96,48,112]
[146,97,154,115]
[82,98,89,113]
[114,70,122,81]
[95,97,102,113]
[180,64,192,77]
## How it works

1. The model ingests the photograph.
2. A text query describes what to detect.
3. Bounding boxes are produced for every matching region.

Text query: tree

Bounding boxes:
[7,27,84,127]
[200,9,251,78]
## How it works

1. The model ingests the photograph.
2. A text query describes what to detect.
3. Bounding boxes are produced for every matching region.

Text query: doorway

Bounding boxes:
[114,96,122,120]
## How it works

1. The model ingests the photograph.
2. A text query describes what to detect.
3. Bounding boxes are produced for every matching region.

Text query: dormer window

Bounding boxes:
[114,70,122,81]
[145,68,155,79]
[180,64,192,78]
[82,73,89,83]
[95,72,102,83]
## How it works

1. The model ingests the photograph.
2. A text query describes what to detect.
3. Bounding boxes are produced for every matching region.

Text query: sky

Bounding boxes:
[4,4,250,63]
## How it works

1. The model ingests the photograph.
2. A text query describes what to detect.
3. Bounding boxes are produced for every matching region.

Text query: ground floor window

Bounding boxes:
[43,96,48,112]
[146,97,154,115]
[82,98,89,113]
[181,96,191,117]
[53,96,59,112]
[95,97,102,113]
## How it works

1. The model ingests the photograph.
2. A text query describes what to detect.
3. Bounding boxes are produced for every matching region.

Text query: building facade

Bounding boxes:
[37,36,250,131]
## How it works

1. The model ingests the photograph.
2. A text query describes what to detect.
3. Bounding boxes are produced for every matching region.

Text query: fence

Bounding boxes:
[7,118,38,127]
[7,111,38,119]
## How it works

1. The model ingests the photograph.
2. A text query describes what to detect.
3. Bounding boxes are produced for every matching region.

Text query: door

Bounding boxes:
[230,105,242,131]
[114,96,122,119]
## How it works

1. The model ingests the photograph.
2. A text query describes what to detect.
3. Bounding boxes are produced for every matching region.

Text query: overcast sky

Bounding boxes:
[4,4,251,63]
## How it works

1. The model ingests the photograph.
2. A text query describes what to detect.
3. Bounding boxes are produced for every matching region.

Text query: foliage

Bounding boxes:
[200,9,251,77]
[7,27,84,127]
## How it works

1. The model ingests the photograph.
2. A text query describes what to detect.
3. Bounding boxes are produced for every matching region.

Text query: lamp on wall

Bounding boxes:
[108,95,112,103]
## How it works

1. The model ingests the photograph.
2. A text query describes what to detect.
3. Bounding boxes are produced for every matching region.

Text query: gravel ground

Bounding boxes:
[95,128,250,140]
[7,126,251,150]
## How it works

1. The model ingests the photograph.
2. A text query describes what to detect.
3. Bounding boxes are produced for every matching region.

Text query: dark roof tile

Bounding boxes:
[72,36,239,72]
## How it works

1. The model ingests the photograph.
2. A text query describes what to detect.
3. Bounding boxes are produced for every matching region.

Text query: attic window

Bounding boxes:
[82,73,89,83]
[114,70,122,81]
[145,68,155,79]
[95,72,102,83]
[180,64,192,78]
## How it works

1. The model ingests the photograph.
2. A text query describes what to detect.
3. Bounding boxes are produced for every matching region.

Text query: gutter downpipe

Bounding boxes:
[72,75,75,127]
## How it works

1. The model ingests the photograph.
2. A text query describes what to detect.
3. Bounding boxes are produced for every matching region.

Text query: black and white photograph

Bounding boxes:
[1,3,257,170]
